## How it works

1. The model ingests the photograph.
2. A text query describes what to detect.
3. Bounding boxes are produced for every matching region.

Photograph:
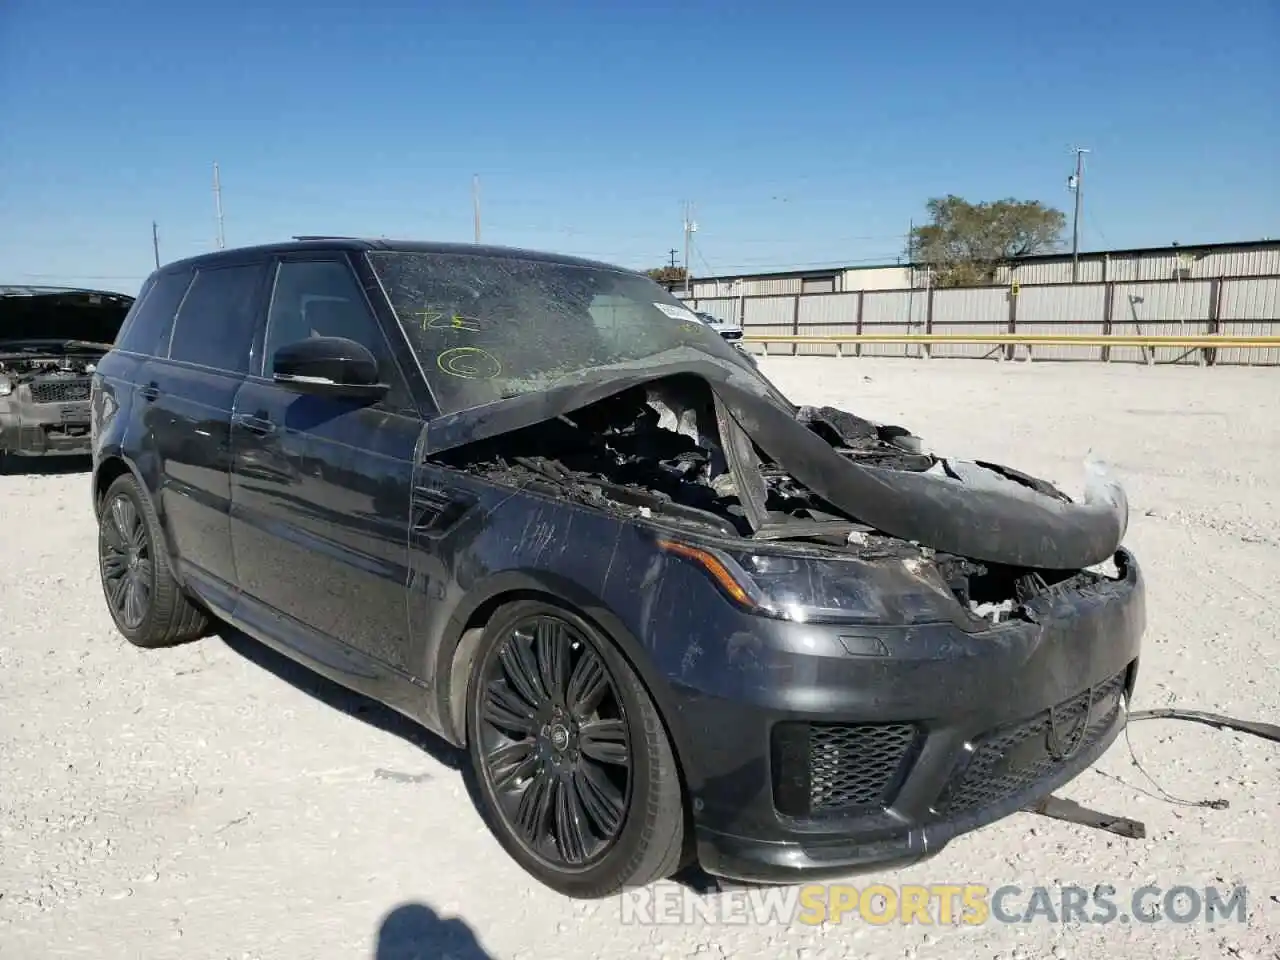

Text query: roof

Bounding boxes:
[995,237,1280,263]
[686,238,1280,285]
[158,238,643,277]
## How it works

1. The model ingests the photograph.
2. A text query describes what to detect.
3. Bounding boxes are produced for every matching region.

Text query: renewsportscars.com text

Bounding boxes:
[618,883,1250,927]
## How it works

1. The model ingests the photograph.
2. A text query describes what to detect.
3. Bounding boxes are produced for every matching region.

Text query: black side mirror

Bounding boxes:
[271,336,389,401]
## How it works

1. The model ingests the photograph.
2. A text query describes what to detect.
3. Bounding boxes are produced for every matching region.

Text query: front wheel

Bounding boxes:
[466,601,686,898]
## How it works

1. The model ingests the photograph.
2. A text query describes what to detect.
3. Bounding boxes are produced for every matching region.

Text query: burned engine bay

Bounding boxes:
[428,374,1127,622]
[0,354,98,383]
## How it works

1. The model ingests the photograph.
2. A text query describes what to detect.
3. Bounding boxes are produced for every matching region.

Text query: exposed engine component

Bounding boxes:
[431,380,906,541]
[0,356,97,380]
[432,382,753,538]
[0,357,96,404]
[428,377,1112,623]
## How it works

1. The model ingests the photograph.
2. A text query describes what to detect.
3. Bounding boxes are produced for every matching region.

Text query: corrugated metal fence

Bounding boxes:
[682,275,1280,365]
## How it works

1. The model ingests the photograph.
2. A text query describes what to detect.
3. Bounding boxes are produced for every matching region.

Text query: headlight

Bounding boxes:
[0,374,11,397]
[656,539,966,625]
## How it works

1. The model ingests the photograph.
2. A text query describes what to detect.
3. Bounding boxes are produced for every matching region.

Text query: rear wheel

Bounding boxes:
[466,600,685,898]
[97,473,209,647]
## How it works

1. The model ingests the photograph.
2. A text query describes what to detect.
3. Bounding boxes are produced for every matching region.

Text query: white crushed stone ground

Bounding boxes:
[1,356,1277,960]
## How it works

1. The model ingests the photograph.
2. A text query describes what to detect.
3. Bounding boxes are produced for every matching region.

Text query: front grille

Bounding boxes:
[773,721,918,817]
[935,669,1128,818]
[29,378,90,404]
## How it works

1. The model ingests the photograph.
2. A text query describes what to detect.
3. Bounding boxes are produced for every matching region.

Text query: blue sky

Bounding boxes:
[2,0,1277,292]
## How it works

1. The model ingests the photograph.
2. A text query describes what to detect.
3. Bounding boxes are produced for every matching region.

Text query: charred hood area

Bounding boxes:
[430,376,901,542]
[424,366,1130,586]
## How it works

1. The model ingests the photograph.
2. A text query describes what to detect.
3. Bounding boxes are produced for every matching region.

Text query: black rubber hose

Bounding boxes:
[1126,708,1280,745]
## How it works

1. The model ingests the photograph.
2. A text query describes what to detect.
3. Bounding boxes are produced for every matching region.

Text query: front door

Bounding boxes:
[229,255,423,674]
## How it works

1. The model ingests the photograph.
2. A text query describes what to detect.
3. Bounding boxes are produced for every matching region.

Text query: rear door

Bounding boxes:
[140,260,270,599]
[229,253,425,674]
[93,269,192,488]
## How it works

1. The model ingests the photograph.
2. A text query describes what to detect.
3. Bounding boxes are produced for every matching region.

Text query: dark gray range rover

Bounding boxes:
[0,285,135,465]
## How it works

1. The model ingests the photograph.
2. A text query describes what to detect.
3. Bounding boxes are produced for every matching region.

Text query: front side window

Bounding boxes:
[167,264,266,373]
[365,250,745,415]
[262,258,410,408]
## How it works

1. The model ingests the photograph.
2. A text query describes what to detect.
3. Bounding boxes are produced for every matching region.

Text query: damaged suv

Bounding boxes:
[90,240,1145,899]
[1,285,134,467]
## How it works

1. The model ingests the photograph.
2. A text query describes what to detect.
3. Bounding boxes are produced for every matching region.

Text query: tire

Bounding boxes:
[465,599,685,899]
[97,472,210,648]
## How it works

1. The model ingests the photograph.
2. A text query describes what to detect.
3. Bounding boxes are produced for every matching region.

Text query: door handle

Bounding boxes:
[233,413,276,435]
[139,383,160,401]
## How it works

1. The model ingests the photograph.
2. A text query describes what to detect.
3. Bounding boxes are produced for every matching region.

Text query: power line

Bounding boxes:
[478,221,910,247]
[685,231,912,247]
[1085,205,1110,249]
[708,252,906,269]
[693,244,717,279]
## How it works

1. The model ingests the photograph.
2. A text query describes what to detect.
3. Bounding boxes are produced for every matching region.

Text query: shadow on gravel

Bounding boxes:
[216,626,465,772]
[0,454,92,477]
[218,625,727,896]
[374,902,494,960]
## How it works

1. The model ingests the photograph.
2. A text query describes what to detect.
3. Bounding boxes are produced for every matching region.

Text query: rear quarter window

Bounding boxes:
[114,270,193,357]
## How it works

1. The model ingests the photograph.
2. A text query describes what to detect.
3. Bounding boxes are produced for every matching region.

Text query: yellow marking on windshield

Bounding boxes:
[436,346,502,380]
[414,309,482,333]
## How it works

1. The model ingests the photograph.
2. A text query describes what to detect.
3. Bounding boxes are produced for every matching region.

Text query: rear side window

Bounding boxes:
[167,264,266,373]
[114,270,193,356]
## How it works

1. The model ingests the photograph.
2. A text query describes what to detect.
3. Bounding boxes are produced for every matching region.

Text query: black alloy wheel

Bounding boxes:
[100,492,153,630]
[96,473,209,648]
[467,601,685,898]
[478,614,632,864]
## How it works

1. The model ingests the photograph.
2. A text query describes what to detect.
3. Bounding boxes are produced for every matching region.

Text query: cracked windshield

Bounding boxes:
[366,250,740,414]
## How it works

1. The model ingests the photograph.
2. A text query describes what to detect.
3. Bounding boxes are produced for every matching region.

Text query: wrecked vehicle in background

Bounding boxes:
[692,309,758,365]
[90,239,1145,900]
[1,285,134,466]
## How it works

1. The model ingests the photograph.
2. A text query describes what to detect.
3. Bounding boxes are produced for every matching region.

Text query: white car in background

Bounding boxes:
[692,310,757,364]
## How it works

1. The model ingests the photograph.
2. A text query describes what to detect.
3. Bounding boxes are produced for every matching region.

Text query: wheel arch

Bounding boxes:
[435,571,697,805]
[93,452,183,581]
[93,454,138,518]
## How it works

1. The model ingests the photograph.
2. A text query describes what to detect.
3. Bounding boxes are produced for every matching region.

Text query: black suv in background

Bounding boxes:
[0,285,134,466]
[90,239,1143,899]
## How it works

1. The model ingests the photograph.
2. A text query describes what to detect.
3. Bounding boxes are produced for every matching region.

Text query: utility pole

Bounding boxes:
[152,221,160,269]
[472,174,481,243]
[668,248,679,269]
[682,201,697,296]
[1068,147,1089,282]
[212,162,225,250]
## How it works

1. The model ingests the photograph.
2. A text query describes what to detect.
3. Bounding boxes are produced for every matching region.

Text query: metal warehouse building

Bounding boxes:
[674,238,1280,298]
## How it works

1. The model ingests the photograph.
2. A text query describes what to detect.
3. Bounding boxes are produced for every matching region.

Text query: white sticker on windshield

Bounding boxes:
[653,302,699,323]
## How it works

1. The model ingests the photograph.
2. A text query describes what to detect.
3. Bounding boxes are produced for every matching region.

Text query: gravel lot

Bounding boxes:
[2,357,1277,960]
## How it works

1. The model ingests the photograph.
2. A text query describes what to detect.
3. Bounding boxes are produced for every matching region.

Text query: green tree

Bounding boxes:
[907,196,1067,286]
[646,265,688,285]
